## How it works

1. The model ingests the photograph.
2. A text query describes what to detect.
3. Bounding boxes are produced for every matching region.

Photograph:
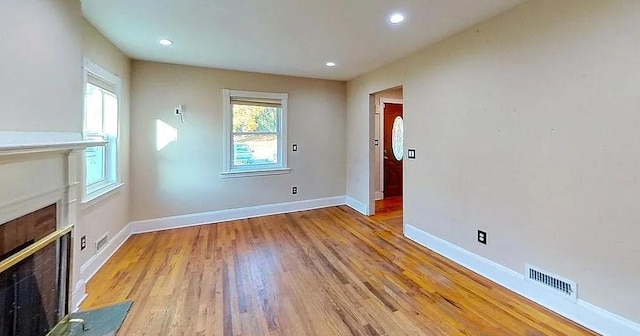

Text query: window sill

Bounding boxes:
[81,182,125,210]
[220,168,291,179]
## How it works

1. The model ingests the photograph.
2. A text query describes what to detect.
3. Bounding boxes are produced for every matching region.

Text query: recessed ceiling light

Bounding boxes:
[325,62,336,67]
[389,13,405,24]
[158,39,173,46]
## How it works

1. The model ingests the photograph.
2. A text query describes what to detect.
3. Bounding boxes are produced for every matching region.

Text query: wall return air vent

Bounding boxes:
[525,264,577,301]
[96,233,109,252]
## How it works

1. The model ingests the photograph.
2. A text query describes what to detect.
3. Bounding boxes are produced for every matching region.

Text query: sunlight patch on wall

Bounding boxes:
[156,119,178,151]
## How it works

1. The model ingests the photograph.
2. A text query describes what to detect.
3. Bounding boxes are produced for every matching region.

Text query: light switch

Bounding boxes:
[408,149,416,159]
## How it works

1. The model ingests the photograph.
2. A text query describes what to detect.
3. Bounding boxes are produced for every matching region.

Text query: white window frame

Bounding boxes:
[220,89,290,178]
[82,59,123,204]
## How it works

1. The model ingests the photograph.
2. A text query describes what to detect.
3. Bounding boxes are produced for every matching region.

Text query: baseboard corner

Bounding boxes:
[346,196,369,215]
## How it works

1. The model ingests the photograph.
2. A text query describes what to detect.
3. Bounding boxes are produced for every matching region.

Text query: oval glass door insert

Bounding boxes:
[391,116,404,160]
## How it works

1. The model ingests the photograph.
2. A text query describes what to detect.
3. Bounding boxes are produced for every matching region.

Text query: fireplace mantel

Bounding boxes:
[0,131,105,157]
[0,131,104,316]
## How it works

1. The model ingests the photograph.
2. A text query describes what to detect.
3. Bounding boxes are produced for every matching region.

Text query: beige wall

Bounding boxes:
[347,0,640,322]
[78,20,131,277]
[130,61,346,221]
[0,1,131,288]
[0,0,83,132]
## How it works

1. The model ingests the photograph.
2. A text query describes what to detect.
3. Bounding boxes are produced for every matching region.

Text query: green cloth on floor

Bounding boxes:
[50,301,133,336]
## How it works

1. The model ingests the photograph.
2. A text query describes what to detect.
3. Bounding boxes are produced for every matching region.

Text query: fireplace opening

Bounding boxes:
[0,204,71,336]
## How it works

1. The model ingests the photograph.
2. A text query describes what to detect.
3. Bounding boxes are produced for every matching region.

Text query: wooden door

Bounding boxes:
[383,103,403,198]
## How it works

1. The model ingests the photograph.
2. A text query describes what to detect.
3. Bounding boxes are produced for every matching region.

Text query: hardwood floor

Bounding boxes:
[82,205,597,335]
[374,196,403,234]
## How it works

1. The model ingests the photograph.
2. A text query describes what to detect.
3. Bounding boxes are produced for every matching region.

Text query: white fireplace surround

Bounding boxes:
[0,131,103,313]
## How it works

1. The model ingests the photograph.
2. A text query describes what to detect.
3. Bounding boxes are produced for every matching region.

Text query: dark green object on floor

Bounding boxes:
[49,301,133,336]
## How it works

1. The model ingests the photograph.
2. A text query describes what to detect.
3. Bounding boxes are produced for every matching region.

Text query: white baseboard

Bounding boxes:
[73,223,132,311]
[71,279,87,312]
[404,224,640,336]
[375,191,384,200]
[71,196,353,312]
[346,196,369,215]
[72,196,347,311]
[130,196,346,234]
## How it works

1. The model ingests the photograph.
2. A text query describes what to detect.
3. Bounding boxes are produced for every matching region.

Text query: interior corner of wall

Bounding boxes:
[346,196,368,215]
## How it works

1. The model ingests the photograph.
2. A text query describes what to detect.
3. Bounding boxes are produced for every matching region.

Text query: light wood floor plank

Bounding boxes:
[82,202,598,335]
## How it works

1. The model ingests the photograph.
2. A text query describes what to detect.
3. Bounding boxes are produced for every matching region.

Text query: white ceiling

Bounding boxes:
[81,0,524,81]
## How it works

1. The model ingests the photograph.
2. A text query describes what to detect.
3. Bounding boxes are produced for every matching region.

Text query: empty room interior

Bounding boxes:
[1,0,639,335]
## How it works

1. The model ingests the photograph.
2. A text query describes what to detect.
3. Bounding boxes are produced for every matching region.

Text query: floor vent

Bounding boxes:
[96,233,109,252]
[525,264,577,301]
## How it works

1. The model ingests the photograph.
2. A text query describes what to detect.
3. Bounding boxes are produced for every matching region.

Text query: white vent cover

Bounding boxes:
[96,233,109,252]
[525,264,577,301]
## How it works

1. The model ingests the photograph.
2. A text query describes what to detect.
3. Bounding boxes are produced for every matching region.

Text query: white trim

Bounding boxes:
[222,89,232,172]
[74,222,132,311]
[279,93,288,170]
[130,196,346,234]
[71,280,87,312]
[220,167,291,179]
[377,97,403,210]
[380,97,404,105]
[81,182,124,209]
[0,137,89,315]
[222,89,288,175]
[0,131,104,157]
[82,58,122,205]
[83,59,121,86]
[346,196,369,215]
[378,104,385,200]
[0,187,66,224]
[404,223,640,336]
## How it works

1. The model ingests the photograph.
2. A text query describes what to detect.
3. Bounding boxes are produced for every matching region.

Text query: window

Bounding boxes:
[221,89,289,178]
[83,59,121,201]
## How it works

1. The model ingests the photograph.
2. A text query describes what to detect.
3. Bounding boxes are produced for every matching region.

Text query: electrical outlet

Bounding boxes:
[408,149,416,159]
[80,236,87,250]
[477,230,487,245]
[292,186,298,195]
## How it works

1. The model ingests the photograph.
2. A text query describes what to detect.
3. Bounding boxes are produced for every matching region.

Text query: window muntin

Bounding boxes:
[223,90,288,176]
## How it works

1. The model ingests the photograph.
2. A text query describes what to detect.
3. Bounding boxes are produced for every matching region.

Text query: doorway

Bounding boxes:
[383,102,403,198]
[372,87,403,232]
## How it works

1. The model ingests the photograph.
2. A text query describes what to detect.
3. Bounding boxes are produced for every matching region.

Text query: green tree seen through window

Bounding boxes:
[232,104,278,132]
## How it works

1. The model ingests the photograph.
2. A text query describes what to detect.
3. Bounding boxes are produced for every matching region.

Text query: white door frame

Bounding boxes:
[378,97,403,200]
